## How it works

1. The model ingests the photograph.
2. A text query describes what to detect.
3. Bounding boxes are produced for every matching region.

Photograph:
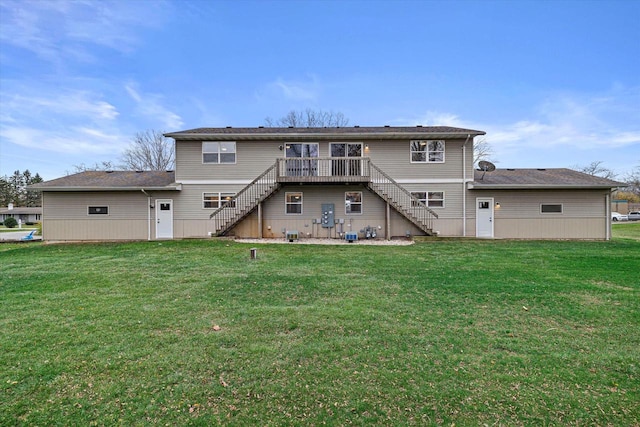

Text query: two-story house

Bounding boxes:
[30,126,623,241]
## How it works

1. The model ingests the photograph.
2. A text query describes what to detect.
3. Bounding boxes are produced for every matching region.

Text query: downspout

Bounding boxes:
[606,190,611,241]
[462,134,471,237]
[141,189,151,241]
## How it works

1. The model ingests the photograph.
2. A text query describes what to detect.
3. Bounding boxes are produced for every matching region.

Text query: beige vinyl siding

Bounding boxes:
[368,138,469,180]
[43,192,149,219]
[470,189,610,239]
[175,138,473,183]
[43,220,148,241]
[222,184,431,239]
[176,141,281,181]
[42,192,149,240]
[172,184,245,220]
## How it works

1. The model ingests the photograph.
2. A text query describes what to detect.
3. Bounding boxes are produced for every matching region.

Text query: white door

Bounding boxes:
[476,197,494,238]
[156,199,173,239]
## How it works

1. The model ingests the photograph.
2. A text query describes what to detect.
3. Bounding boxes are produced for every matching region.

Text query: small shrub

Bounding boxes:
[25,222,35,226]
[3,217,18,228]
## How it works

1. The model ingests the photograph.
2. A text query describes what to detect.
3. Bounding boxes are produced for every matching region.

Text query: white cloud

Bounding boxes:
[0,0,170,64]
[2,126,125,155]
[125,83,184,130]
[0,84,127,157]
[260,76,320,102]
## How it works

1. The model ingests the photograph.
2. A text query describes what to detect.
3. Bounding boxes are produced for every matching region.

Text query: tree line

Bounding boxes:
[5,111,639,207]
[1,170,43,207]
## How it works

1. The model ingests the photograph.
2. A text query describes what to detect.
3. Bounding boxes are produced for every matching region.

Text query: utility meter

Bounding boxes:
[321,203,335,228]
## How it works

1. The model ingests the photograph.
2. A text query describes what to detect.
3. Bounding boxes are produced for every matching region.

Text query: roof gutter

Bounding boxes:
[28,184,182,192]
[165,131,486,141]
[468,183,621,190]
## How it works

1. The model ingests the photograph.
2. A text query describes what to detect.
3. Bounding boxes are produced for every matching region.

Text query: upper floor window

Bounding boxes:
[410,140,445,163]
[203,141,236,164]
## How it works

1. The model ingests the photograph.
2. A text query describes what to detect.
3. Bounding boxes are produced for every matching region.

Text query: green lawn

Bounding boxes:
[1,238,638,426]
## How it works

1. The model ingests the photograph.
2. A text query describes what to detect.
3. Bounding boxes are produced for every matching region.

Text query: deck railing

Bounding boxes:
[209,162,279,235]
[210,158,438,236]
[276,157,371,182]
[368,163,438,234]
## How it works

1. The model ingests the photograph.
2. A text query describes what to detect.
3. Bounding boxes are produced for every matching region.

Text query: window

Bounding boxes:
[410,140,445,163]
[345,192,362,214]
[541,204,562,214]
[411,191,444,208]
[428,191,445,208]
[285,143,319,177]
[203,192,236,209]
[203,141,236,164]
[88,206,109,215]
[285,192,303,214]
[410,191,427,207]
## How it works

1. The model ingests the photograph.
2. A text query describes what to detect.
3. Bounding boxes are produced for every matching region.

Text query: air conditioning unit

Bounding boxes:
[286,230,299,242]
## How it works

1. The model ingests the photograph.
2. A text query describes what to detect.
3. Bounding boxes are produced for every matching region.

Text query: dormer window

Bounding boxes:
[410,140,445,163]
[203,141,236,164]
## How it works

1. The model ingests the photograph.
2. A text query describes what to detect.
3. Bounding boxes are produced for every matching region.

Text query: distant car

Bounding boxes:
[628,211,640,221]
[612,212,628,221]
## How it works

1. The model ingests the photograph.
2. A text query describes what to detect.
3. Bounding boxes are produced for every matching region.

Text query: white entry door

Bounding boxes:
[156,199,173,239]
[476,197,494,238]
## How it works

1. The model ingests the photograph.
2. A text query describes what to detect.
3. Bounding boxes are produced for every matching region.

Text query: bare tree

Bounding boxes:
[473,137,495,167]
[622,165,640,196]
[265,109,349,128]
[70,161,117,174]
[120,130,175,171]
[575,161,617,180]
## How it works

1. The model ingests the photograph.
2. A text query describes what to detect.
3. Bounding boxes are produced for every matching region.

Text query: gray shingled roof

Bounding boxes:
[28,171,179,191]
[165,126,485,140]
[471,168,625,189]
[0,206,42,214]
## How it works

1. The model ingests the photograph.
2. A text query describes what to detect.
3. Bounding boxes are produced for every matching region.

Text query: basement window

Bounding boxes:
[88,206,109,215]
[541,204,563,214]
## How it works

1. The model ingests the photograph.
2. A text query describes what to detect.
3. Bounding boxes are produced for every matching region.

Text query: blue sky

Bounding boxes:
[1,0,639,180]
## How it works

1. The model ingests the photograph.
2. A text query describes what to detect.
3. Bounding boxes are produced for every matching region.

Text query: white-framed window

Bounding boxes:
[203,141,236,164]
[285,143,319,177]
[410,191,445,208]
[541,204,563,214]
[285,192,303,214]
[410,191,427,207]
[345,191,362,214]
[428,191,445,208]
[410,140,445,163]
[88,206,109,215]
[203,192,236,209]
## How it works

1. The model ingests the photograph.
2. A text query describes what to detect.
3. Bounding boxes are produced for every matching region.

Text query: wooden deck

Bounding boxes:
[276,157,371,183]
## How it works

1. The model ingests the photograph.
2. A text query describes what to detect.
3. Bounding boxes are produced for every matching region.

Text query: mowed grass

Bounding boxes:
[1,238,639,426]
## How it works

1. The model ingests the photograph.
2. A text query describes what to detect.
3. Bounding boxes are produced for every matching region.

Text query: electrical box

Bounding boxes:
[321,203,335,228]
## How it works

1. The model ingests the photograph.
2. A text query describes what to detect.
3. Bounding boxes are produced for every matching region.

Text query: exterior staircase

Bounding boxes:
[367,163,438,235]
[209,159,438,237]
[209,162,279,236]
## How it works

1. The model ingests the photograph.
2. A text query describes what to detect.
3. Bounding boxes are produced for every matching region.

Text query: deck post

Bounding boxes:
[257,202,263,239]
[386,202,391,240]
